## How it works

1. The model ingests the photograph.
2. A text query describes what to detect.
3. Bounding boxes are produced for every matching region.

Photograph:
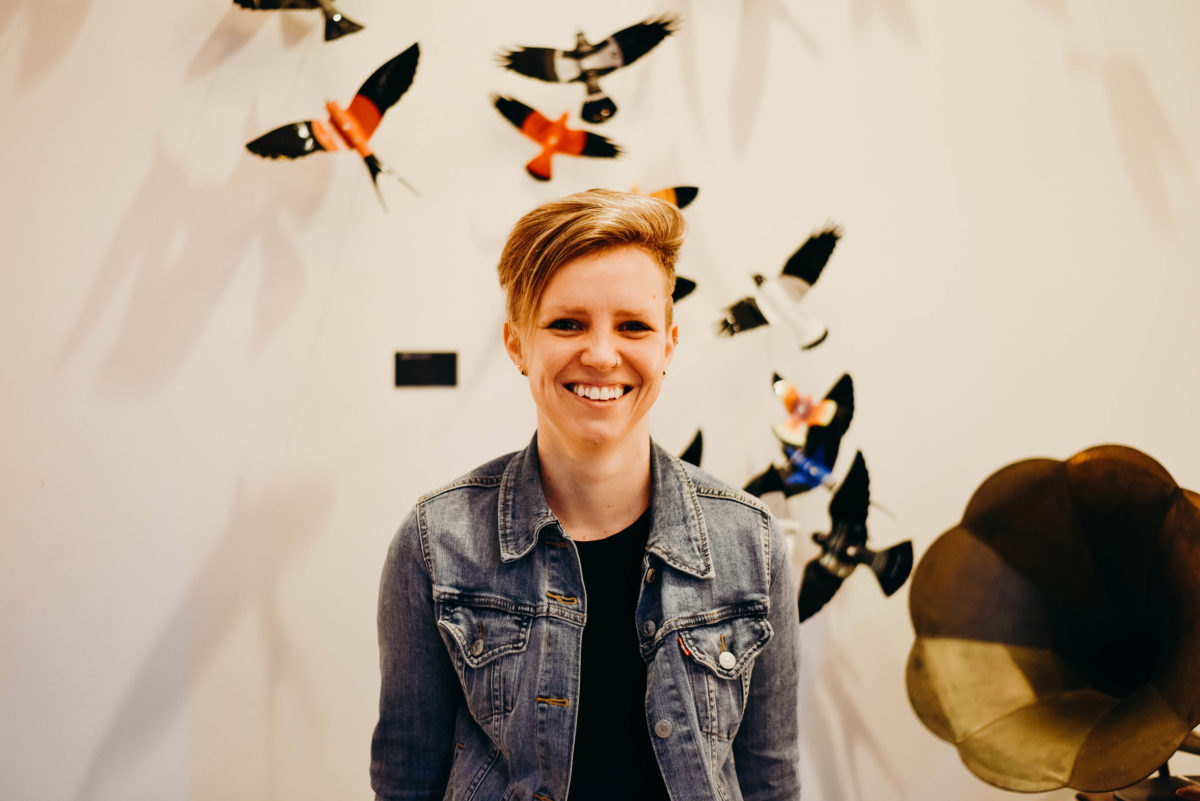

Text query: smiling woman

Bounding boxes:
[371,189,801,801]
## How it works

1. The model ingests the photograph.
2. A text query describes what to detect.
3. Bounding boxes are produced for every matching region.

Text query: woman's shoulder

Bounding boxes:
[653,440,771,519]
[417,450,520,505]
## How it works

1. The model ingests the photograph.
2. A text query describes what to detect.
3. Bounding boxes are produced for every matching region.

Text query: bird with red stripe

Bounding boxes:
[246,43,419,207]
[492,95,621,181]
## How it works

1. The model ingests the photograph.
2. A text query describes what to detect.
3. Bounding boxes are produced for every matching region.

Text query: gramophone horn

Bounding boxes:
[906,445,1200,794]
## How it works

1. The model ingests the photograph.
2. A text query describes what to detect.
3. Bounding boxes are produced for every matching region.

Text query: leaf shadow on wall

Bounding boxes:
[72,479,334,801]
[0,0,95,89]
[729,0,819,155]
[187,6,315,80]
[55,140,333,396]
[851,0,920,43]
[1086,50,1192,232]
[801,627,906,801]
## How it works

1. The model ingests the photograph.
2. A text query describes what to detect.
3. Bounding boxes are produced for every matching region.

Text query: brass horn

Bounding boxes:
[905,445,1200,796]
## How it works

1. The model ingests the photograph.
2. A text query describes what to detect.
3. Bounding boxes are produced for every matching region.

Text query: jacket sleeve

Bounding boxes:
[733,515,802,801]
[371,505,461,800]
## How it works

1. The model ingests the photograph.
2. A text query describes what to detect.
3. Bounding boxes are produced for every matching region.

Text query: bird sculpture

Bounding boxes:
[716,226,841,349]
[744,373,854,499]
[498,15,680,123]
[246,43,419,207]
[492,95,621,181]
[232,0,363,41]
[797,451,913,622]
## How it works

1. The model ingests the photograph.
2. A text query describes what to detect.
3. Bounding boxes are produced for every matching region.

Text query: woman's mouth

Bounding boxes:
[565,383,630,402]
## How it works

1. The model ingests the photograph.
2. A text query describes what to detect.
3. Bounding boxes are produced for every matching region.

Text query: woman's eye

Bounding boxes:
[547,319,582,331]
[620,321,652,332]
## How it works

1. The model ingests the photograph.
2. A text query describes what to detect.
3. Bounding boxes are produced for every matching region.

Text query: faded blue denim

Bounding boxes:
[372,435,801,801]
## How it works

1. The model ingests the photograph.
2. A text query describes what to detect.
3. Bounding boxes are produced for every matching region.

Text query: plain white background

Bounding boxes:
[2,1,1198,799]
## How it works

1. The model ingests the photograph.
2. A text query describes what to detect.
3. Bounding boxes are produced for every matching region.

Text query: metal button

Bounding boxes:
[644,568,657,584]
[640,620,657,638]
[719,651,737,670]
[471,638,484,656]
[653,719,673,739]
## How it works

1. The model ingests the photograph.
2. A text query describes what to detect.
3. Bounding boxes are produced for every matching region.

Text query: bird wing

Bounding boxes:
[564,130,621,158]
[347,43,419,140]
[743,464,787,498]
[796,560,845,622]
[829,451,870,525]
[233,0,322,9]
[492,95,552,143]
[246,120,339,159]
[781,225,841,286]
[716,297,769,336]
[679,430,703,467]
[497,46,563,82]
[611,15,679,66]
[672,275,696,303]
[801,373,854,472]
[648,185,698,208]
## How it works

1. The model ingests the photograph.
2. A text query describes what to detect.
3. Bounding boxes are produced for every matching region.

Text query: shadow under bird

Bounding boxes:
[492,95,621,181]
[232,0,363,41]
[717,225,841,350]
[744,373,854,499]
[498,15,680,123]
[797,451,913,622]
[246,43,419,207]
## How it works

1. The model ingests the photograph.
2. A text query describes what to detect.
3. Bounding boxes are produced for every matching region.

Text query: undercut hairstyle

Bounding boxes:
[497,188,686,340]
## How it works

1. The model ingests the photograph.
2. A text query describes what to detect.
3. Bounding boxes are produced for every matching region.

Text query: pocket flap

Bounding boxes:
[678,616,773,679]
[436,595,533,668]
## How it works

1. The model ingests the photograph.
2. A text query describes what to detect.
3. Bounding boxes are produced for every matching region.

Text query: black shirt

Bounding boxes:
[567,509,670,801]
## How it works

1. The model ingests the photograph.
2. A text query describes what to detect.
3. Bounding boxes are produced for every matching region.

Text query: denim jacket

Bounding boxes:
[371,435,801,801]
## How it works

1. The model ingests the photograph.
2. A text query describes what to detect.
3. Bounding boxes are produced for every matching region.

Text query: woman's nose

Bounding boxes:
[579,333,621,369]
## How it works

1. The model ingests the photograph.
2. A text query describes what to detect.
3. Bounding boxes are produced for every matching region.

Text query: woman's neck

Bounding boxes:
[536,433,652,541]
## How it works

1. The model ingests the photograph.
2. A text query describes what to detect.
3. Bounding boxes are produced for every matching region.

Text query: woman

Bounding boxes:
[371,189,800,801]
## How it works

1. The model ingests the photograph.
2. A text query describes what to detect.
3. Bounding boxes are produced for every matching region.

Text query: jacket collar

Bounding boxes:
[497,433,713,579]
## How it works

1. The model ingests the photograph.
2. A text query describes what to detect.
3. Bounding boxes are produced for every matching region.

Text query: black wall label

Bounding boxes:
[395,352,457,387]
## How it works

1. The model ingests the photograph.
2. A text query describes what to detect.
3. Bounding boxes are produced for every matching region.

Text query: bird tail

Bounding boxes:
[364,154,418,210]
[525,152,553,182]
[322,6,364,41]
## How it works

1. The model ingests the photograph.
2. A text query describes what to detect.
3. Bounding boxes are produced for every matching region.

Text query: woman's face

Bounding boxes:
[505,245,678,453]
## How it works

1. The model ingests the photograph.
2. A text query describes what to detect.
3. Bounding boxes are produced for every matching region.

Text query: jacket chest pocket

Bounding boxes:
[437,601,533,725]
[677,615,773,741]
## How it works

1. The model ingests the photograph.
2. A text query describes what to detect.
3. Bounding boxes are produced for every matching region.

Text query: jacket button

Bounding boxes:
[644,568,657,584]
[719,651,737,670]
[640,620,656,638]
[653,719,673,739]
[471,638,484,656]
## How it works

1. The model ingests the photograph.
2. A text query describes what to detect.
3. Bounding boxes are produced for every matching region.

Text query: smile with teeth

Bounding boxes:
[567,383,630,402]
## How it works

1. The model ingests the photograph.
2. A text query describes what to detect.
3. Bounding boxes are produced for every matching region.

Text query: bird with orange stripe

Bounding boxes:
[492,95,621,181]
[246,43,419,206]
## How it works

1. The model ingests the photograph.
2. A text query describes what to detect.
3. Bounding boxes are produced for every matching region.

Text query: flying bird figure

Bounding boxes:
[644,185,699,209]
[498,15,680,123]
[232,0,363,42]
[771,372,839,448]
[744,373,854,499]
[492,95,621,181]
[716,225,841,350]
[246,43,419,208]
[796,451,913,622]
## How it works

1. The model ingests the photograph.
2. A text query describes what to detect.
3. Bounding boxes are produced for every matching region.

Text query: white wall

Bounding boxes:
[2,1,1198,799]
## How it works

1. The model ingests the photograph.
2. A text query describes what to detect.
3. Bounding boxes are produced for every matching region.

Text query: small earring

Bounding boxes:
[662,369,668,376]
[521,368,527,376]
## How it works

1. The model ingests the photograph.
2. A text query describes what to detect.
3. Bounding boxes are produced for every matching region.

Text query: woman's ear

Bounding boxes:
[664,323,679,370]
[503,321,525,373]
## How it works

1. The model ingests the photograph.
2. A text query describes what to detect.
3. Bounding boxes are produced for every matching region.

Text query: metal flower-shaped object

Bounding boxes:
[906,445,1200,793]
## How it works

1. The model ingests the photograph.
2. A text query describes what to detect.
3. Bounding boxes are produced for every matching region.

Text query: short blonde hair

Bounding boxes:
[498,189,686,339]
